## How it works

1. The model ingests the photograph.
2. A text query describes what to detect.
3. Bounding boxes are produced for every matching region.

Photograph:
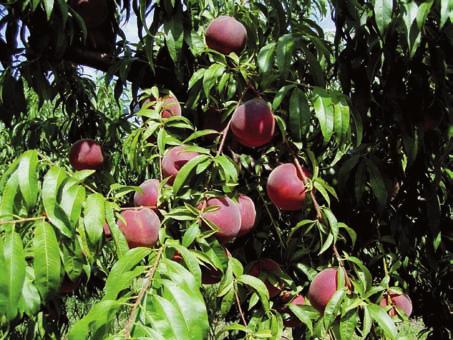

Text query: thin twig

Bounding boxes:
[0,216,46,226]
[234,282,248,326]
[216,85,252,156]
[124,246,165,339]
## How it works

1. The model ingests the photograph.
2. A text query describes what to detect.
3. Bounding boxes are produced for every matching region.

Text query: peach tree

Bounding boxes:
[0,0,452,339]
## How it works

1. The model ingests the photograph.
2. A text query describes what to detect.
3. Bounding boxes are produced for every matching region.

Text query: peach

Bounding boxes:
[230,99,275,148]
[205,16,247,55]
[249,258,283,298]
[134,179,159,208]
[379,293,413,317]
[161,146,199,184]
[308,268,340,312]
[70,0,109,29]
[284,295,306,327]
[266,163,309,211]
[144,94,182,118]
[237,194,256,237]
[117,208,160,248]
[69,139,104,170]
[201,196,241,242]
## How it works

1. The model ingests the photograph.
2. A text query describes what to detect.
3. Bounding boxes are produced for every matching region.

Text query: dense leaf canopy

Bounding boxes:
[0,0,451,339]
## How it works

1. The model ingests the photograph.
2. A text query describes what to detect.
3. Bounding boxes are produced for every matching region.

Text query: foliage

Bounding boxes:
[0,0,452,339]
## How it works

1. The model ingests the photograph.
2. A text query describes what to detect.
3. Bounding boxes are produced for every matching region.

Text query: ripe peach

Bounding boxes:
[266,163,310,211]
[284,295,306,327]
[249,258,283,298]
[205,16,247,55]
[307,268,340,312]
[379,293,413,317]
[161,146,199,184]
[201,196,241,242]
[230,99,275,148]
[69,139,105,170]
[144,94,182,118]
[70,0,109,29]
[117,208,160,248]
[134,179,159,208]
[237,194,256,237]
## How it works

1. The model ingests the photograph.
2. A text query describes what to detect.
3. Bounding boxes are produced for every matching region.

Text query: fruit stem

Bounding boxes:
[124,246,165,339]
[292,157,322,220]
[216,83,253,156]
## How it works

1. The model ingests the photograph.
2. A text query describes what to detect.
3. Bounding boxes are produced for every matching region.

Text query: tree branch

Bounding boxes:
[124,246,164,339]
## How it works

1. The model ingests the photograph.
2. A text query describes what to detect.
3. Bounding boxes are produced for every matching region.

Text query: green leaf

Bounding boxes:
[323,288,346,329]
[258,43,276,74]
[276,34,295,75]
[288,304,314,333]
[367,304,397,340]
[237,274,270,312]
[43,0,55,20]
[17,150,39,210]
[366,160,388,209]
[441,0,453,27]
[339,310,358,340]
[0,171,20,227]
[374,0,393,36]
[161,279,209,339]
[103,247,150,300]
[312,87,335,144]
[288,87,311,142]
[84,193,105,246]
[18,267,41,317]
[0,231,26,320]
[33,221,61,300]
[203,63,225,98]
[272,85,295,110]
[60,181,86,229]
[42,166,73,237]
[173,155,210,195]
[164,15,184,63]
[68,299,124,340]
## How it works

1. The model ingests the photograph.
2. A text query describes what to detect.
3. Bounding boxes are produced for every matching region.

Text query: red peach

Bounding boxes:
[230,99,275,148]
[307,268,340,312]
[161,146,199,184]
[205,16,247,55]
[69,139,104,170]
[201,196,242,242]
[134,179,160,208]
[249,258,283,298]
[237,194,256,237]
[379,293,413,317]
[117,208,160,248]
[266,163,309,211]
